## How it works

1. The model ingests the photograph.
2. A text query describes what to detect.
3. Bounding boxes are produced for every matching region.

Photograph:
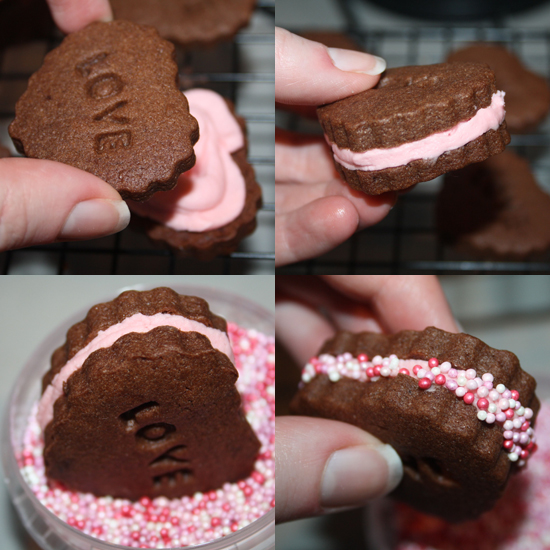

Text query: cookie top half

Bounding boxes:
[318,62,499,151]
[9,21,199,200]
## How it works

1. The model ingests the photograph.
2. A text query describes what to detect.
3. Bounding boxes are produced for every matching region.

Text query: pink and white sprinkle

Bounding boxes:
[18,323,275,549]
[301,353,536,466]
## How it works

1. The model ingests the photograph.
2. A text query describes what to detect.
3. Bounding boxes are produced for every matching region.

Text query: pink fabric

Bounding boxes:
[37,312,234,432]
[128,89,246,231]
[330,91,506,171]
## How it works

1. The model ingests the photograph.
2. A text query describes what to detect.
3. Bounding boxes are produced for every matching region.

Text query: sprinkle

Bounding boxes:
[455,387,467,398]
[418,378,432,390]
[463,392,475,405]
[428,358,439,369]
[477,398,489,411]
[439,362,452,373]
[380,366,391,377]
[477,411,488,421]
[435,374,446,386]
[496,384,506,394]
[328,371,341,382]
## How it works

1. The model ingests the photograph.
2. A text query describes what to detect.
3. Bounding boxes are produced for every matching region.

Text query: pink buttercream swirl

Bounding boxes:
[37,312,235,432]
[129,89,246,232]
[329,91,506,171]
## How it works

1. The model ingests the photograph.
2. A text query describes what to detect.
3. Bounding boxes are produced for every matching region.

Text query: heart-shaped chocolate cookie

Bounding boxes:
[9,21,199,200]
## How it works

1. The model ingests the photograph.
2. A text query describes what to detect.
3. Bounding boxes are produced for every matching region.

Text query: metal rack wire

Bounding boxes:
[0,0,274,274]
[277,0,550,274]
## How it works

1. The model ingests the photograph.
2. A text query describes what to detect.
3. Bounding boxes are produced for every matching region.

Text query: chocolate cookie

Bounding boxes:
[40,287,260,500]
[291,327,539,522]
[129,89,262,261]
[110,0,257,48]
[447,44,550,134]
[437,149,550,259]
[9,21,199,201]
[317,63,510,195]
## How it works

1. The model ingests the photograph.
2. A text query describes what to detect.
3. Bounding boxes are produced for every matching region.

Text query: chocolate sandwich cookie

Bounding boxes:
[110,0,257,48]
[448,44,550,134]
[291,327,539,523]
[129,89,262,261]
[40,287,260,500]
[9,21,199,201]
[317,63,511,195]
[437,149,550,260]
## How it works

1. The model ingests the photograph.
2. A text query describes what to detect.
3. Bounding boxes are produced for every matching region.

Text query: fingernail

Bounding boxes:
[59,199,130,240]
[327,48,386,76]
[320,444,402,510]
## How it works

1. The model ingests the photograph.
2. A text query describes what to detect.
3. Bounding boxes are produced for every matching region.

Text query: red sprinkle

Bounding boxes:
[435,374,446,385]
[511,390,520,401]
[366,367,375,378]
[418,377,432,390]
[521,421,531,432]
[503,440,514,450]
[477,398,489,410]
[373,365,382,376]
[357,353,368,363]
[505,409,515,419]
[428,358,439,368]
[413,365,422,376]
[463,392,475,405]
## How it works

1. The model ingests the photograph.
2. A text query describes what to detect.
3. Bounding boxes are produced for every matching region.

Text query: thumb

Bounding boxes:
[275,27,386,105]
[276,416,403,523]
[0,158,130,251]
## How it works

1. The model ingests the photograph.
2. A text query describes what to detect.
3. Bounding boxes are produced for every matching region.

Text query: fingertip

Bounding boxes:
[47,0,113,34]
[276,27,385,105]
[275,416,403,522]
[327,47,386,76]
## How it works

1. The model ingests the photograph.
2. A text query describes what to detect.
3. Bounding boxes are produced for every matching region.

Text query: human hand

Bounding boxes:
[275,275,460,523]
[0,0,130,252]
[275,28,396,266]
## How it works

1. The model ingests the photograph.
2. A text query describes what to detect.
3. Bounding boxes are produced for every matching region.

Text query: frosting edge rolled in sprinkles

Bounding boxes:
[300,353,537,467]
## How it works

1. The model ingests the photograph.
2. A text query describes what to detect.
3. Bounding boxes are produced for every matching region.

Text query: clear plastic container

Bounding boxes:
[2,284,275,550]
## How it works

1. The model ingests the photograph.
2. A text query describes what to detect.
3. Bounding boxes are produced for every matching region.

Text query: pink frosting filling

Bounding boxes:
[128,89,246,232]
[329,91,506,171]
[37,312,235,432]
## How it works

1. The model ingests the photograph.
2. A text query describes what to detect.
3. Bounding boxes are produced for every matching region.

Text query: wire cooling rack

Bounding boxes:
[276,1,550,274]
[0,0,274,275]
